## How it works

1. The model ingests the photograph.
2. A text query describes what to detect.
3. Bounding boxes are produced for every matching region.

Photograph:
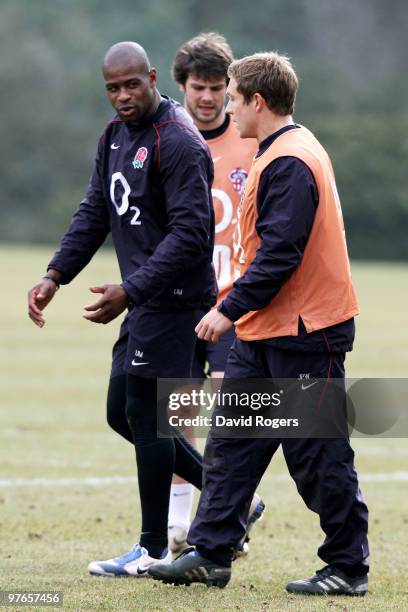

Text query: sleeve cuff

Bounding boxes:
[121,281,143,308]
[217,299,247,322]
[46,265,67,285]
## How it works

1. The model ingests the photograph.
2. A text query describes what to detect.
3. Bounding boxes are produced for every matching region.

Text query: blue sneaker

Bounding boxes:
[234,493,266,558]
[88,544,172,577]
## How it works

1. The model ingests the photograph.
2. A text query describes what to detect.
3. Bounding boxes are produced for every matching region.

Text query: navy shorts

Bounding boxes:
[192,326,236,377]
[110,306,205,379]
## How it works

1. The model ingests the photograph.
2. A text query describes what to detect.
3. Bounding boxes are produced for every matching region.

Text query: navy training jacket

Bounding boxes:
[48,96,217,310]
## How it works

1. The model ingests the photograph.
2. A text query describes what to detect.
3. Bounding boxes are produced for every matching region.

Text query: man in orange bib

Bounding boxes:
[149,52,369,596]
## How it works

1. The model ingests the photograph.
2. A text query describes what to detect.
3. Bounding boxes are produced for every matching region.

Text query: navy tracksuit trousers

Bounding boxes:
[188,339,369,574]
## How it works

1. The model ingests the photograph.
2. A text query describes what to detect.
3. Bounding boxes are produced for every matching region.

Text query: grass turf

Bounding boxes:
[0,245,407,610]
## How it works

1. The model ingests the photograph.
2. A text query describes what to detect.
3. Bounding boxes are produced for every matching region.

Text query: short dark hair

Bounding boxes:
[228,52,299,116]
[172,32,233,85]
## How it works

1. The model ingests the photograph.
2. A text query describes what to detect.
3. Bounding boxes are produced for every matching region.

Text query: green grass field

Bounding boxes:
[1,245,407,611]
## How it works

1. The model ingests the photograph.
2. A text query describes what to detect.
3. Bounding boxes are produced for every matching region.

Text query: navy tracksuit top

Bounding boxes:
[49,96,217,310]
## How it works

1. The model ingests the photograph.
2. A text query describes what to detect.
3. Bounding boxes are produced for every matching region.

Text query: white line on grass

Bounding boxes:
[1,472,408,488]
[0,476,138,487]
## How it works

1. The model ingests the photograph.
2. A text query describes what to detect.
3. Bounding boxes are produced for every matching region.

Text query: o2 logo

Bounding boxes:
[110,172,141,225]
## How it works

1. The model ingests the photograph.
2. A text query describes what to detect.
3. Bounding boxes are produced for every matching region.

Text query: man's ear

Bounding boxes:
[149,68,158,86]
[253,92,265,113]
[178,83,186,93]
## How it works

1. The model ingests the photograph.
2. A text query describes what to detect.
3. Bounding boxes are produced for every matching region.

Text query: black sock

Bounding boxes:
[106,375,133,443]
[126,375,174,551]
[146,544,167,559]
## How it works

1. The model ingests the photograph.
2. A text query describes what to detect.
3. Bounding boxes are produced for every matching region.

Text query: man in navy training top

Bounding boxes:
[27,41,216,576]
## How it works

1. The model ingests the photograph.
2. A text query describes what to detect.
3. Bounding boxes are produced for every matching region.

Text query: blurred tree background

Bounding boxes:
[1,0,407,259]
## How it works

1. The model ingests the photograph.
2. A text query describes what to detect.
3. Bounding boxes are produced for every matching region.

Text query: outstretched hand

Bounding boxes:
[195,309,233,343]
[83,284,129,324]
[28,278,59,328]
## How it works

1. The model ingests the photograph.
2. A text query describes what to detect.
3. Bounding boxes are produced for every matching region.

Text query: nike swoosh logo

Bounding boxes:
[301,380,319,390]
[131,361,150,366]
[136,567,149,575]
[111,143,120,150]
[212,156,221,163]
